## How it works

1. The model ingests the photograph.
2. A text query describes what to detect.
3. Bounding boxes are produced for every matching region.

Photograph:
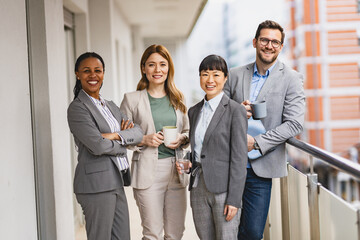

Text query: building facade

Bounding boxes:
[285,0,360,202]
[286,0,360,153]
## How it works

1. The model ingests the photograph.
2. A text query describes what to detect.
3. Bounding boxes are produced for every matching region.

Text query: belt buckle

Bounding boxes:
[191,165,201,177]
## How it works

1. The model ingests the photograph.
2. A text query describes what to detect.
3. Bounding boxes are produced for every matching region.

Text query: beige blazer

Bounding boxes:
[120,89,190,189]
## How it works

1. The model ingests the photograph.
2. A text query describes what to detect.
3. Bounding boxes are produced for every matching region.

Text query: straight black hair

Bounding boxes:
[199,54,228,77]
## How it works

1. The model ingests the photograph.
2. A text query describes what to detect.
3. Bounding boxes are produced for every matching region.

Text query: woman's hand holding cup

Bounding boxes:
[175,159,192,175]
[139,132,164,147]
[166,133,187,149]
[162,126,178,147]
[175,150,191,174]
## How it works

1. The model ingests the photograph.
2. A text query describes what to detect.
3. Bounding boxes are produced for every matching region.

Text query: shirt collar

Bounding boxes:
[254,61,277,77]
[203,91,224,112]
[82,89,106,106]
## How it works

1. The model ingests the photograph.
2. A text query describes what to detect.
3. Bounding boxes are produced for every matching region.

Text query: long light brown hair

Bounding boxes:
[137,44,187,113]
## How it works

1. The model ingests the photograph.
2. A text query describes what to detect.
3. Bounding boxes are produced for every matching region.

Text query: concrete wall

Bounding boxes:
[0,0,38,239]
[112,1,135,104]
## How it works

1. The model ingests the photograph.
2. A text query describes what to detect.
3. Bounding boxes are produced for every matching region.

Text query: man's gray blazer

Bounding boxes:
[188,94,248,208]
[224,61,305,178]
[67,90,143,194]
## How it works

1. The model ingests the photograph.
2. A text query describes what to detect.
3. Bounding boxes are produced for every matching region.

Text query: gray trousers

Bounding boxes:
[190,174,241,240]
[76,187,130,240]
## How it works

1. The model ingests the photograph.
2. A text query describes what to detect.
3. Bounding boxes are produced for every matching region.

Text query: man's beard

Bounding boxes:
[257,49,278,65]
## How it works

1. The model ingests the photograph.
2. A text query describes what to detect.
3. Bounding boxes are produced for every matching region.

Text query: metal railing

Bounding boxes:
[287,138,360,179]
[264,137,360,240]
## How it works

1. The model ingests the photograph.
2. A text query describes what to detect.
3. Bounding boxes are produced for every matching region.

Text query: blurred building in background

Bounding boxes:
[285,0,360,202]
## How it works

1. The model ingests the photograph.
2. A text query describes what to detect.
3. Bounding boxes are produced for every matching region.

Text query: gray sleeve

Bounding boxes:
[255,72,305,154]
[223,70,233,98]
[226,103,248,208]
[67,101,127,156]
[117,121,143,146]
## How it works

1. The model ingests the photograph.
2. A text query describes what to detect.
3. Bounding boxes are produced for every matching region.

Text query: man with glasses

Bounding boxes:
[224,20,305,240]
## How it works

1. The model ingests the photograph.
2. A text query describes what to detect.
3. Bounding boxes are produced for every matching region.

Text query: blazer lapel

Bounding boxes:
[202,95,228,149]
[175,108,182,132]
[105,100,131,165]
[256,61,284,101]
[140,89,157,133]
[106,100,122,122]
[78,90,111,133]
[243,63,254,101]
[190,100,203,151]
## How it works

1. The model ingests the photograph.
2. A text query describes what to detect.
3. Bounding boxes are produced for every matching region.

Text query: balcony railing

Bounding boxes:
[263,137,360,240]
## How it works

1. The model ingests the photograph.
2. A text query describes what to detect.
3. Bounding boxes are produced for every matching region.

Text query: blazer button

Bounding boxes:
[201,155,205,158]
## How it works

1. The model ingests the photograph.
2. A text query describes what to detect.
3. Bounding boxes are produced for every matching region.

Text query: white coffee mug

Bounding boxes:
[162,126,178,146]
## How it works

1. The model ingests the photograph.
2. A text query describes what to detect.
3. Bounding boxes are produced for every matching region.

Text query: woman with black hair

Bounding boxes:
[67,52,143,240]
[180,55,248,239]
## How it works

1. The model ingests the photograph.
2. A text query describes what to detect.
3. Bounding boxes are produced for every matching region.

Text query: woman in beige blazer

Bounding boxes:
[120,44,189,240]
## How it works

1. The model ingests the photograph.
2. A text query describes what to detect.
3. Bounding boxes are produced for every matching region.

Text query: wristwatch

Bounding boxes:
[253,141,260,150]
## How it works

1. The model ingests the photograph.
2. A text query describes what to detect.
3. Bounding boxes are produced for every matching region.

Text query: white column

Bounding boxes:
[0,1,38,239]
[43,0,76,238]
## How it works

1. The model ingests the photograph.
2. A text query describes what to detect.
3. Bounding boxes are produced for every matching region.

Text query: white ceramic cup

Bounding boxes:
[162,126,178,146]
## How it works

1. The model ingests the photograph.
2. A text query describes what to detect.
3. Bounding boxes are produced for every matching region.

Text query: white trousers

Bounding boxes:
[133,157,187,240]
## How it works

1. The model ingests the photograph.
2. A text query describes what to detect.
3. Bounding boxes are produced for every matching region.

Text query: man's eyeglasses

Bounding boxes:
[258,37,282,48]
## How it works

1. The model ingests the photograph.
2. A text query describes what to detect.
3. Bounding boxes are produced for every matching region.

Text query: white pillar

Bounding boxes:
[43,0,76,238]
[0,1,38,238]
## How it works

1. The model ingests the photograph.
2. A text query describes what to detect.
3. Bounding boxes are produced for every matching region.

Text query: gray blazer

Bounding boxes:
[120,89,190,189]
[188,94,248,208]
[224,61,306,178]
[67,90,143,194]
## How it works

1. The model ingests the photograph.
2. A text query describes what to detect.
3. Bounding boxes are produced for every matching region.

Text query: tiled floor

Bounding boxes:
[75,187,199,239]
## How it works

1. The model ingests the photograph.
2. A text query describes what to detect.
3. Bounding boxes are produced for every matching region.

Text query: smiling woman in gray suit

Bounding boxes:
[120,45,189,240]
[67,52,143,240]
[183,55,248,240]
